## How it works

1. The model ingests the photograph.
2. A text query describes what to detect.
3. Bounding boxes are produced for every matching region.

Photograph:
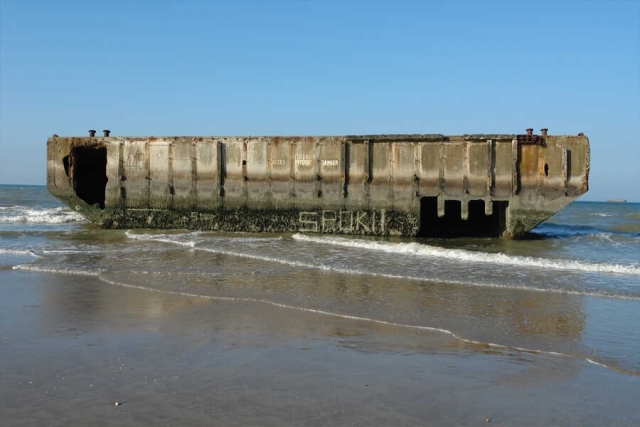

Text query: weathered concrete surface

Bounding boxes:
[47,132,589,238]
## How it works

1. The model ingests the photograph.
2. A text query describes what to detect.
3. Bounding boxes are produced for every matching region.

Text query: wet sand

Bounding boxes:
[1,269,639,426]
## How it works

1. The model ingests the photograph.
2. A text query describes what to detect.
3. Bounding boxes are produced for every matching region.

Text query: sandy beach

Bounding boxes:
[2,269,639,427]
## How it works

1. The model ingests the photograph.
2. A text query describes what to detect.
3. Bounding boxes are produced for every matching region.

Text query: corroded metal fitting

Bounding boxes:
[526,128,533,136]
[103,130,111,137]
[88,129,96,137]
[540,128,548,136]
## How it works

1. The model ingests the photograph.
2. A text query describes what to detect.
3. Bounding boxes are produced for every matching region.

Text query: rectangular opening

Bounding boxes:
[418,197,507,237]
[69,146,108,209]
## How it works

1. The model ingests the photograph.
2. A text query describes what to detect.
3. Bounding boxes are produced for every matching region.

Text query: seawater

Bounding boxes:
[2,184,639,375]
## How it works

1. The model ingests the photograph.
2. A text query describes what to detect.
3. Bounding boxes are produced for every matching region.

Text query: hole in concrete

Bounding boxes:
[544,163,549,177]
[63,156,70,177]
[418,197,507,238]
[69,145,108,209]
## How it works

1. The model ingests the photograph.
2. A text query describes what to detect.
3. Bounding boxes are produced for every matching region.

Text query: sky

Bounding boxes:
[1,0,639,201]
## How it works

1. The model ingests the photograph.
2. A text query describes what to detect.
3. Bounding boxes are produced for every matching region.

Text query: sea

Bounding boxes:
[2,184,639,377]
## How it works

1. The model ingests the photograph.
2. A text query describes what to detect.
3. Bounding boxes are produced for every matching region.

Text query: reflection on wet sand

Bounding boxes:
[43,258,588,369]
[4,269,639,427]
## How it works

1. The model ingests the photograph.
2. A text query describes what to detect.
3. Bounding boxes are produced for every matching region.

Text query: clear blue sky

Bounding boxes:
[1,0,638,201]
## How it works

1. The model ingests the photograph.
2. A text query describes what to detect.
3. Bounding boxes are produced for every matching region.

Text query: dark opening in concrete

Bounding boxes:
[70,146,108,209]
[63,156,70,177]
[418,197,508,237]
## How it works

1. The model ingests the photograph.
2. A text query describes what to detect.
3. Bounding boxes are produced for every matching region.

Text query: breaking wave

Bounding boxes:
[124,230,284,246]
[0,248,38,257]
[292,234,640,276]
[532,222,640,239]
[122,231,640,300]
[0,206,84,224]
[12,264,101,276]
[125,230,200,248]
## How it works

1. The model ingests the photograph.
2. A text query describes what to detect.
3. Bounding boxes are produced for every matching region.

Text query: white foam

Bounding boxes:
[292,234,640,276]
[0,207,84,224]
[0,248,38,257]
[125,231,285,248]
[228,236,284,243]
[39,249,113,255]
[12,264,100,276]
[196,245,388,276]
[193,245,640,301]
[125,230,199,248]
[119,235,640,301]
[585,358,609,368]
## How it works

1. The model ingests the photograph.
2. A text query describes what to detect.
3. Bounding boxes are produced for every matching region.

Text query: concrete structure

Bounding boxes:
[47,130,589,238]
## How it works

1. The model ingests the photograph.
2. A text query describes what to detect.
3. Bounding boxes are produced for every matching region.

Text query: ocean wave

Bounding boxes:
[125,230,200,247]
[292,234,640,276]
[121,231,640,297]
[40,248,134,255]
[9,239,640,300]
[0,248,39,257]
[0,206,84,224]
[228,236,285,243]
[12,264,101,276]
[125,230,284,246]
[192,245,640,300]
[532,223,640,239]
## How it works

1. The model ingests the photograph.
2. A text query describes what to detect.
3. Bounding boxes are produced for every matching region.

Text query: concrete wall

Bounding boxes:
[47,132,590,238]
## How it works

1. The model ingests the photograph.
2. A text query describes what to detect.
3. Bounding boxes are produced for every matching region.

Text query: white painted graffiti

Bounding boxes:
[299,210,386,233]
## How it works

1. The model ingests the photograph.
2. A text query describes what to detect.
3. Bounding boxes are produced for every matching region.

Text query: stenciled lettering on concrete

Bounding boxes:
[295,154,313,168]
[321,159,339,168]
[299,209,387,234]
[271,157,339,169]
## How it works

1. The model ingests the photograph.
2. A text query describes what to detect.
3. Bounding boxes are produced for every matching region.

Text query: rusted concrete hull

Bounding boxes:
[47,132,589,238]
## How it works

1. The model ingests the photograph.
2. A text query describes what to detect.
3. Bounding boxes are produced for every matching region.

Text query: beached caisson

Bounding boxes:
[47,129,589,238]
